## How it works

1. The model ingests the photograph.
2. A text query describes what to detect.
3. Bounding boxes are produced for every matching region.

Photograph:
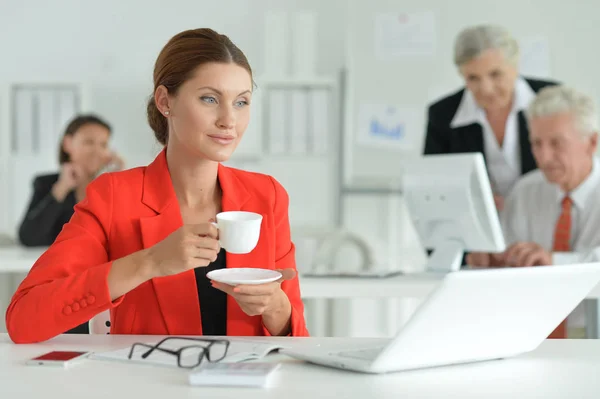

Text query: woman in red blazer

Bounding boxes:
[6,28,309,343]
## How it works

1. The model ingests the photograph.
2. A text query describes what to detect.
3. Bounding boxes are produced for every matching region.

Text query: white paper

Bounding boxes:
[356,104,420,150]
[375,11,436,59]
[91,338,286,367]
[519,36,551,79]
[289,89,308,154]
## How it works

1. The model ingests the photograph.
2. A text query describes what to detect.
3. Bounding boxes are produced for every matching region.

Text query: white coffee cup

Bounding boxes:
[211,211,263,254]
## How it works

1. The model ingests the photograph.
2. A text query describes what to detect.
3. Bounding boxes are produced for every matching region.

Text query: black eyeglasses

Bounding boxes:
[127,337,230,369]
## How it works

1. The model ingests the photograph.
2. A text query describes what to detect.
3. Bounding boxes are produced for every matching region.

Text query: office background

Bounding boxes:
[0,0,598,335]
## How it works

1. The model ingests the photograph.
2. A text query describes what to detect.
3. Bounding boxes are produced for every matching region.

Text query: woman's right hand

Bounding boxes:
[144,223,220,278]
[52,163,84,201]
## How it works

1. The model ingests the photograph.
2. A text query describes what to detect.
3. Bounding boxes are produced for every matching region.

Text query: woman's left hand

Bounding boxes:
[211,269,294,316]
[211,269,295,335]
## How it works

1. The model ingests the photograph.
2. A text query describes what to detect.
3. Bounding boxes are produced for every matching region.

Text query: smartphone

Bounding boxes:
[26,351,89,368]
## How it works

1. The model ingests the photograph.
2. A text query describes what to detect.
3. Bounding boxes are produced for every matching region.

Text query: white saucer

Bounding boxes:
[207,268,282,286]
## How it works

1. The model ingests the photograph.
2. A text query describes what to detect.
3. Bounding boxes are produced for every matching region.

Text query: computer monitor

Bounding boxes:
[402,152,505,273]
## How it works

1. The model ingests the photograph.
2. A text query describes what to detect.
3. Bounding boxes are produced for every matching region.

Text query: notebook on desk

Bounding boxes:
[188,362,281,388]
[91,338,286,367]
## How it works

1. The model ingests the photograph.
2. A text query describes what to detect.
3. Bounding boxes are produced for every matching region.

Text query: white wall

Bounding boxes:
[0,0,347,234]
[345,0,600,180]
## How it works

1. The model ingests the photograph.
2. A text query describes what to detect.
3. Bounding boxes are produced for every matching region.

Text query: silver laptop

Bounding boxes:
[283,263,600,373]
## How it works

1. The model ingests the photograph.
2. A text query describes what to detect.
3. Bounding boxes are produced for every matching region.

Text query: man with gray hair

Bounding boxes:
[467,85,600,338]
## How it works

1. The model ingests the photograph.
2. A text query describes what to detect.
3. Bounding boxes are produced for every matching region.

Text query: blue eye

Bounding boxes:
[201,96,217,104]
[235,100,248,108]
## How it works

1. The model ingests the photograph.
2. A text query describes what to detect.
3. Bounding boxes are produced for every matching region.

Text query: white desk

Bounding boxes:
[299,271,600,299]
[3,246,600,299]
[2,246,600,337]
[1,333,600,398]
[0,246,45,273]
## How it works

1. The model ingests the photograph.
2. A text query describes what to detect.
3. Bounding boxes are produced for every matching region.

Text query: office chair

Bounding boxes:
[89,310,111,334]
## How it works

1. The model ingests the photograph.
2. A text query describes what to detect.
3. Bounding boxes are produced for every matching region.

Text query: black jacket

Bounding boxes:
[18,174,77,247]
[423,77,558,174]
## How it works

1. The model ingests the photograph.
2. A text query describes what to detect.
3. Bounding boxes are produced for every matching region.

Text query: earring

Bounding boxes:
[164,110,170,116]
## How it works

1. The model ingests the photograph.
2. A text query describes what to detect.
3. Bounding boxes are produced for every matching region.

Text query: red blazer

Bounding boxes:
[6,149,309,343]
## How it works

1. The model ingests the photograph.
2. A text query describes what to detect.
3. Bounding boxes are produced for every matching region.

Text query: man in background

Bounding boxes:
[467,85,600,338]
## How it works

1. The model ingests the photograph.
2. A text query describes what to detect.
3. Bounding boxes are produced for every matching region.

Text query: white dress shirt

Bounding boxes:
[501,157,600,329]
[501,157,600,265]
[450,78,536,198]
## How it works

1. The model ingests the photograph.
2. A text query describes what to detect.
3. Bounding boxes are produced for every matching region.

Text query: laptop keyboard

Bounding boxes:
[335,347,384,360]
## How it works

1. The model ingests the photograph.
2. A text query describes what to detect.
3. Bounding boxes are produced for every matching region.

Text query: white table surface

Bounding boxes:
[1,333,600,398]
[0,246,46,273]
[3,246,600,299]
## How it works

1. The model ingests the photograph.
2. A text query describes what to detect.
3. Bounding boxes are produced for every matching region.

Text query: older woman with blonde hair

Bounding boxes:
[424,24,557,209]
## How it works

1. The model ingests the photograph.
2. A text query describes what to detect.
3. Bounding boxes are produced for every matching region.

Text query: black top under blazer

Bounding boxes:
[423,77,558,175]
